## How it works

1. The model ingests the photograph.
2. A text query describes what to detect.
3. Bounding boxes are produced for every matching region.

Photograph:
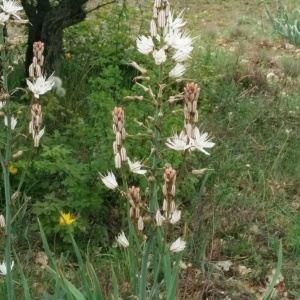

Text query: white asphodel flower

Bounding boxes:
[164,29,193,52]
[165,131,190,151]
[155,210,166,227]
[127,157,147,175]
[170,237,186,253]
[169,63,186,78]
[4,115,17,130]
[0,260,14,275]
[189,128,215,155]
[116,231,129,248]
[0,12,10,25]
[26,73,55,99]
[169,209,181,224]
[136,36,154,55]
[0,0,23,20]
[152,48,166,65]
[167,10,186,30]
[172,49,191,63]
[99,171,118,190]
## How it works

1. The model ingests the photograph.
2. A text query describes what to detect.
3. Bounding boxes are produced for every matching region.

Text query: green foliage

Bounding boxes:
[266,2,300,45]
[22,4,141,246]
[38,218,105,299]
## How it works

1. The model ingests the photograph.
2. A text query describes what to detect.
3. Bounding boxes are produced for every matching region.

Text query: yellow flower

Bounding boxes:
[65,53,71,60]
[9,165,18,175]
[59,212,76,226]
[17,110,22,115]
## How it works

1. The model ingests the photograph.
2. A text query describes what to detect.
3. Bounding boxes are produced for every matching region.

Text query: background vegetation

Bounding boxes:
[2,0,300,298]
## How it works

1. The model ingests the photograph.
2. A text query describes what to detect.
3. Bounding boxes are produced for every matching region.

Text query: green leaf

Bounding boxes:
[112,267,119,300]
[262,241,283,300]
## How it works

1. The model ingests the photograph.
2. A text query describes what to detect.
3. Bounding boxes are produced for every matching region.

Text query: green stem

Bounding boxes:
[138,233,153,300]
[0,24,13,299]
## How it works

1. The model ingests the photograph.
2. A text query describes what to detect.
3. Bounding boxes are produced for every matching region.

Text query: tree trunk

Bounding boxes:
[21,0,87,76]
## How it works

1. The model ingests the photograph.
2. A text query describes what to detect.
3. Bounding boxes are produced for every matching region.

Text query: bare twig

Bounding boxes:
[85,0,117,14]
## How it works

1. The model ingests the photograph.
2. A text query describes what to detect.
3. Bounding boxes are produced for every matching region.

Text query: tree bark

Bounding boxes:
[21,0,110,76]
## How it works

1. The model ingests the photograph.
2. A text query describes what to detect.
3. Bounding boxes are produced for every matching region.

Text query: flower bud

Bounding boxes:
[114,153,121,169]
[12,151,23,159]
[158,10,166,28]
[158,111,163,118]
[148,176,156,182]
[11,191,20,201]
[0,215,5,228]
[120,146,127,161]
[150,20,157,37]
[154,0,161,8]
[138,216,144,231]
[143,215,152,225]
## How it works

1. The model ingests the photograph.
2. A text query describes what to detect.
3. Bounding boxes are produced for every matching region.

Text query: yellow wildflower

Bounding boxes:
[17,110,22,115]
[65,53,71,60]
[9,165,18,175]
[59,212,76,226]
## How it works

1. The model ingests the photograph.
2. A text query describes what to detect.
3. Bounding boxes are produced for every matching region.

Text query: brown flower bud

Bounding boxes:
[143,215,152,225]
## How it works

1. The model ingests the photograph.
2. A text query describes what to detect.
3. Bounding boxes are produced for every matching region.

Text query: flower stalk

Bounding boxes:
[99,1,215,298]
[0,20,13,300]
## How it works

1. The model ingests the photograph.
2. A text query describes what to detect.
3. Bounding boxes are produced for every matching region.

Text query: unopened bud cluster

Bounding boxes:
[29,42,44,77]
[128,186,144,231]
[163,165,176,198]
[29,103,44,147]
[153,0,170,31]
[155,164,182,227]
[112,107,127,168]
[184,82,200,138]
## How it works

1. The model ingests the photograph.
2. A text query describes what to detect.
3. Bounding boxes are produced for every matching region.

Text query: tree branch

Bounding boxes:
[85,0,117,14]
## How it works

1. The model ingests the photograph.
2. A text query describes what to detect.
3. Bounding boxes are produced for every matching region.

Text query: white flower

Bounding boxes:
[99,171,118,190]
[165,131,190,151]
[152,48,166,65]
[127,157,147,175]
[116,231,129,248]
[136,36,154,55]
[0,12,10,25]
[164,29,193,52]
[169,63,186,78]
[155,210,166,227]
[172,49,191,62]
[170,237,186,253]
[0,260,14,275]
[26,73,55,99]
[33,127,45,147]
[0,0,22,20]
[170,209,181,224]
[167,11,186,30]
[4,115,17,130]
[189,128,215,155]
